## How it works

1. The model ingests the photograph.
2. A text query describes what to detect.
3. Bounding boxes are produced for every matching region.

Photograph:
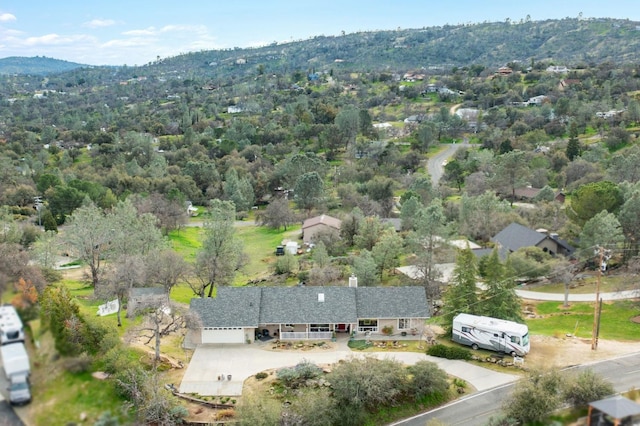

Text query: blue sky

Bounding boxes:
[0,1,639,66]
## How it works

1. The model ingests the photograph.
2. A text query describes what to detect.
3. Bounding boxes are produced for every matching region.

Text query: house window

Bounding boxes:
[358,319,378,332]
[398,318,411,330]
[310,324,330,332]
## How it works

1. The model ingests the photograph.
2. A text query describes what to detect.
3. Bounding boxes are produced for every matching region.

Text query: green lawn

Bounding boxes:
[526,300,640,340]
[34,369,127,426]
[169,222,302,285]
[168,226,202,262]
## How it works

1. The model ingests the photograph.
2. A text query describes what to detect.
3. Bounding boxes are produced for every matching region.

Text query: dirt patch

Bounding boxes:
[525,334,640,369]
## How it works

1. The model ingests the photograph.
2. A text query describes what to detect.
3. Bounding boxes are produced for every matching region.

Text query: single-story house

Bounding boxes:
[587,395,640,426]
[189,285,430,344]
[491,223,574,257]
[513,187,565,203]
[302,214,342,244]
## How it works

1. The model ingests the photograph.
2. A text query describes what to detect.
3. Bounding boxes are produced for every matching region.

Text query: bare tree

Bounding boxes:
[256,197,297,230]
[144,249,191,294]
[60,202,113,288]
[99,254,146,327]
[130,298,200,364]
[132,193,188,235]
[550,260,577,308]
[188,200,245,297]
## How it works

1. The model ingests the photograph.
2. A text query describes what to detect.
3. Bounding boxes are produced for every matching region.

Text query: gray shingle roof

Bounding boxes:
[190,286,429,327]
[356,287,429,319]
[589,396,640,419]
[259,286,357,324]
[190,287,261,327]
[491,223,546,252]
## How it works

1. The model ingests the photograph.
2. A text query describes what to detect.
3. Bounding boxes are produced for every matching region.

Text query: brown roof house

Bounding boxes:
[302,214,342,244]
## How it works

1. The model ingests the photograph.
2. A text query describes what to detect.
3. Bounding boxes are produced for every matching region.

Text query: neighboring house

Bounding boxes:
[512,187,565,203]
[527,95,549,106]
[302,215,342,244]
[491,223,574,257]
[455,108,480,129]
[186,201,199,217]
[127,287,168,317]
[189,285,430,344]
[546,65,569,73]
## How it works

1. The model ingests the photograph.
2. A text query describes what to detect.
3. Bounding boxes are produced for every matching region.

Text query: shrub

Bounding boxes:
[62,354,92,373]
[276,360,323,388]
[427,344,471,360]
[216,409,235,420]
[562,369,615,407]
[255,371,269,380]
[407,360,449,400]
[382,325,393,335]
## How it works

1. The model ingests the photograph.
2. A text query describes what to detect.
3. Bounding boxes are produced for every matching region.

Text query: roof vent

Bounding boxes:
[349,274,358,288]
[318,293,325,303]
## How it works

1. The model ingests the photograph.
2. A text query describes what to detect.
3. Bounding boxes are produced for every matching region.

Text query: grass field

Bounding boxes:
[168,222,302,286]
[526,300,640,340]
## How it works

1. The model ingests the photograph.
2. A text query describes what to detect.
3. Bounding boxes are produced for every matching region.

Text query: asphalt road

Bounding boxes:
[390,352,640,426]
[427,143,471,186]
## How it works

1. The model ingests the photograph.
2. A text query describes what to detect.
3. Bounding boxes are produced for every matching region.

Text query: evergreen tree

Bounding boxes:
[480,249,523,322]
[441,247,479,332]
[566,135,581,161]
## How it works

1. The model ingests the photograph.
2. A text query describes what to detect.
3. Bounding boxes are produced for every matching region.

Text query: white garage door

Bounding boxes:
[202,327,245,344]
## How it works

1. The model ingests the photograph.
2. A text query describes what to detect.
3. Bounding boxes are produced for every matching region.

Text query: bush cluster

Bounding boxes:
[427,344,472,360]
[276,360,323,388]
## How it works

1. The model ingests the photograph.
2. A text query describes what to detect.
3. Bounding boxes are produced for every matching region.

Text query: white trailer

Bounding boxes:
[0,305,25,345]
[452,313,530,356]
[0,342,30,379]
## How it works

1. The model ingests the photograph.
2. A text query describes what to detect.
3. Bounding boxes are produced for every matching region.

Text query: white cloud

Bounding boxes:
[23,33,94,46]
[83,19,116,29]
[102,37,156,48]
[0,13,16,22]
[122,27,157,36]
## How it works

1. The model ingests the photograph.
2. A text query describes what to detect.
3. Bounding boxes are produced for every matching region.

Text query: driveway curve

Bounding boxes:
[179,342,517,396]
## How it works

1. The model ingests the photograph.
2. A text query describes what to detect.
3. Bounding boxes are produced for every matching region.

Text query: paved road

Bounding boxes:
[516,289,638,301]
[427,143,471,185]
[391,352,640,426]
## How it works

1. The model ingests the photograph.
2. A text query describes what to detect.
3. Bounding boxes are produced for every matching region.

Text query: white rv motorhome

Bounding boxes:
[0,305,25,345]
[452,313,530,356]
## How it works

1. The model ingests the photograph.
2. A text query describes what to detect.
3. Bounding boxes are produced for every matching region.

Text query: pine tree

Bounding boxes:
[479,249,523,322]
[441,247,479,333]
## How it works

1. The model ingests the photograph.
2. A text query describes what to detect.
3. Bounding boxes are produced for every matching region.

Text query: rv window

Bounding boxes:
[510,336,520,344]
[493,333,498,337]
[461,326,470,333]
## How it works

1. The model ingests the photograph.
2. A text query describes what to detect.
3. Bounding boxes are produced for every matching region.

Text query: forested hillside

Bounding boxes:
[1,15,640,425]
[0,56,86,75]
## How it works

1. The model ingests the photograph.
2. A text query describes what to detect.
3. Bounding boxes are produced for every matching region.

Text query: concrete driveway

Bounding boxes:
[179,340,518,396]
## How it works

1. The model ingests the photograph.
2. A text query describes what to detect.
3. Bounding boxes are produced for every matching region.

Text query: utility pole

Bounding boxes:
[591,246,604,350]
